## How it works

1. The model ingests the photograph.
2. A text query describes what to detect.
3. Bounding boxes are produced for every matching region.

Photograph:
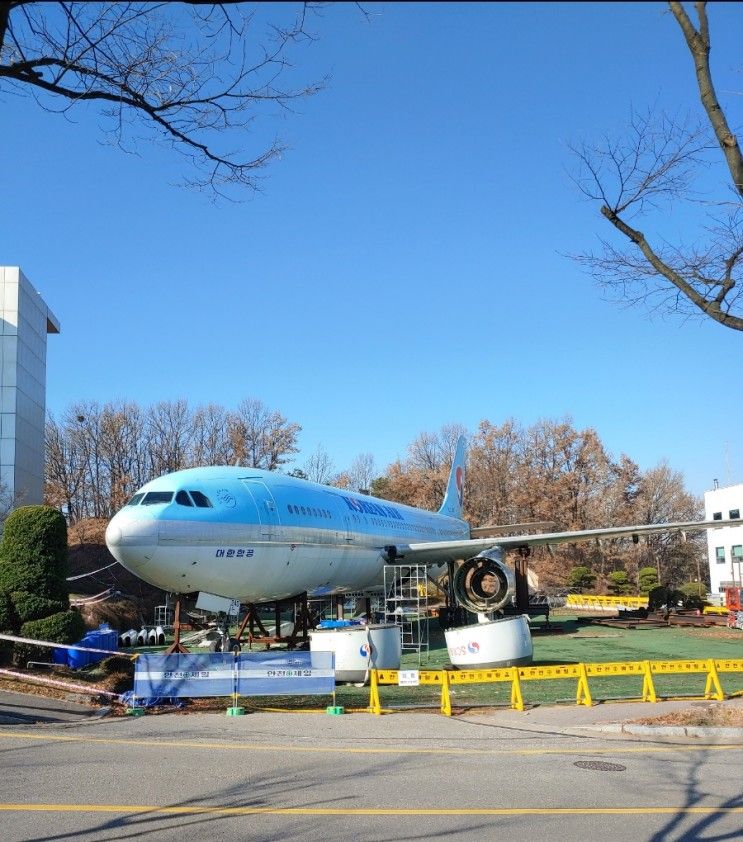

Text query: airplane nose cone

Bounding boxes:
[106,523,123,546]
[105,515,158,572]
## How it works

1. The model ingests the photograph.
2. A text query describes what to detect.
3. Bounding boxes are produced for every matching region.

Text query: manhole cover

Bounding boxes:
[574,761,627,772]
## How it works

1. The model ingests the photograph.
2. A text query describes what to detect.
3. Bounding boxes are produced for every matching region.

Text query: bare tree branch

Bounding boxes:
[670,1,743,197]
[569,2,743,331]
[0,2,329,197]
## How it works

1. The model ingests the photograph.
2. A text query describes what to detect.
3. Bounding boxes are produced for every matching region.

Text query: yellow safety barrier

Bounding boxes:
[703,605,730,615]
[368,658,743,716]
[566,594,649,609]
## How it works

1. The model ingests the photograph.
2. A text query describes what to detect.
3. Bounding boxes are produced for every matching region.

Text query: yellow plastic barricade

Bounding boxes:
[368,669,446,716]
[368,658,743,716]
[566,594,649,611]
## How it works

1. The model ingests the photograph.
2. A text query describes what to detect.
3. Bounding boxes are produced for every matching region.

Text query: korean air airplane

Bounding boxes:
[105,436,724,614]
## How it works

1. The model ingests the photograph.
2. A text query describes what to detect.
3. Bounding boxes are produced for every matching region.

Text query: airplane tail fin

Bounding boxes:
[438,435,467,519]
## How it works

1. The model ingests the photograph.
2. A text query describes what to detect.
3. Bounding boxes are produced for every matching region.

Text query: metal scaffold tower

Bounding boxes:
[383,564,429,663]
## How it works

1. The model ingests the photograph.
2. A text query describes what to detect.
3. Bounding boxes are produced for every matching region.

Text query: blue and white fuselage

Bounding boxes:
[105,435,726,609]
[105,465,468,602]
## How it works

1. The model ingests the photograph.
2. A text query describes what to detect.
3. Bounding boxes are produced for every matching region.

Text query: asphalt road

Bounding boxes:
[0,702,741,842]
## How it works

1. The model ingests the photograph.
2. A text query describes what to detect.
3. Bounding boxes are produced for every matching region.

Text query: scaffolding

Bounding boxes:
[154,595,175,629]
[383,564,429,663]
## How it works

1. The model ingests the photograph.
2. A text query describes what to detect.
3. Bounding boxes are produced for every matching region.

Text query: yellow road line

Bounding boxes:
[0,804,741,817]
[0,730,740,757]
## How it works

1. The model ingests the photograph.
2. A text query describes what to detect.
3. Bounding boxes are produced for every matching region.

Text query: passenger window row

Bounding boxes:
[286,504,332,519]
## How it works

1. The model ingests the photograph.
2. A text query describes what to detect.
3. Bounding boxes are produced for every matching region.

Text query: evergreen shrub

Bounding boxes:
[12,591,68,625]
[0,506,69,601]
[21,610,85,644]
[0,588,18,632]
[567,566,596,593]
[0,589,17,664]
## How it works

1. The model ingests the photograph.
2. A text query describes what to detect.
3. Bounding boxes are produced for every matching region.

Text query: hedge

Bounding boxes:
[0,588,18,632]
[11,590,68,625]
[21,610,86,647]
[0,506,69,601]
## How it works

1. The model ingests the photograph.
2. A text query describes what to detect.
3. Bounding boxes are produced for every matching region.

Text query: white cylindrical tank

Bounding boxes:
[309,623,402,683]
[444,615,533,668]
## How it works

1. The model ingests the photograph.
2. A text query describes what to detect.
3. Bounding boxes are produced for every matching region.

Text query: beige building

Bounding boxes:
[0,267,59,506]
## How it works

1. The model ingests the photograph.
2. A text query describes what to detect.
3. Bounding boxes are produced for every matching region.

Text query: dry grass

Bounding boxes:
[634,703,743,727]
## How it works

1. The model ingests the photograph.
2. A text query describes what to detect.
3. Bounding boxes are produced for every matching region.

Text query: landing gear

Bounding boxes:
[164,595,190,654]
[211,613,241,653]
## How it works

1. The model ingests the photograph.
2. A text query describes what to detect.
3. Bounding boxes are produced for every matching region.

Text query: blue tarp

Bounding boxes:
[317,619,362,629]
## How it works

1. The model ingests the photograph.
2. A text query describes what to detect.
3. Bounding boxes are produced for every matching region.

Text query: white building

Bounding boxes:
[704,482,743,594]
[0,267,59,506]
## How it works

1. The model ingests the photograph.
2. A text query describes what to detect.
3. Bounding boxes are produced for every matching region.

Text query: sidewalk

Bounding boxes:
[0,689,107,725]
[1,685,741,740]
[465,695,743,739]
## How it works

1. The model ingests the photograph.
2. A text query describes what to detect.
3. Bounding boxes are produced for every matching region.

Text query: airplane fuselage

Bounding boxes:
[105,466,469,602]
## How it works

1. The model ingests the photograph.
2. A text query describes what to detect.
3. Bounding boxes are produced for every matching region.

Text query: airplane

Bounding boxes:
[105,436,728,618]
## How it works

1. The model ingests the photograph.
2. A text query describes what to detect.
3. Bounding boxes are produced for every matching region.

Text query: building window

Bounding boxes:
[733,545,743,559]
[715,547,726,564]
[713,512,722,520]
[729,509,740,520]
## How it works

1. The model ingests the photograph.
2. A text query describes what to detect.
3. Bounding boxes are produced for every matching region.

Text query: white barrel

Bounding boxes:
[444,615,533,668]
[309,624,402,683]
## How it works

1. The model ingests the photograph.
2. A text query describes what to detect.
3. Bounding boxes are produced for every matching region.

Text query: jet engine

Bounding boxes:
[451,548,515,614]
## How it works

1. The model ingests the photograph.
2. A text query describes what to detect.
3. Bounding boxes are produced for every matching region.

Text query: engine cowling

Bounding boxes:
[452,548,515,614]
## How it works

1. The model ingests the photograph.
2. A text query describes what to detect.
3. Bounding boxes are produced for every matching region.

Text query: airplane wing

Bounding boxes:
[395,519,728,566]
[469,521,555,537]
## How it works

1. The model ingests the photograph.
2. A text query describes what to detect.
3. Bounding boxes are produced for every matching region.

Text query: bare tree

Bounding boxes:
[46,395,304,522]
[633,459,703,586]
[302,444,335,484]
[466,419,523,526]
[98,401,148,510]
[228,397,301,470]
[45,412,87,521]
[343,452,376,493]
[146,399,194,476]
[570,2,743,331]
[0,2,328,197]
[191,403,232,465]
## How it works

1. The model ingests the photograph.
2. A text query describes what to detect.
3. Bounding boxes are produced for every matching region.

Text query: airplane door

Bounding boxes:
[241,479,280,538]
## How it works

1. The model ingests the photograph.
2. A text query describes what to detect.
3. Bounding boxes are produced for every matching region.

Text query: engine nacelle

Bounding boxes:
[452,548,515,614]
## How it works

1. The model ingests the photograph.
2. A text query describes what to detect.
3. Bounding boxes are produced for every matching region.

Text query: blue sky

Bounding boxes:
[1,2,741,497]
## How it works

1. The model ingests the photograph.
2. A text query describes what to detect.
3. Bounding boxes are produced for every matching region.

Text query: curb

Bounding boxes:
[590,723,743,739]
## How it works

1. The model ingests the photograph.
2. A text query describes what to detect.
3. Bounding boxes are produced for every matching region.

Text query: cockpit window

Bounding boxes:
[127,493,145,506]
[189,490,213,508]
[141,491,174,506]
[176,490,193,507]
